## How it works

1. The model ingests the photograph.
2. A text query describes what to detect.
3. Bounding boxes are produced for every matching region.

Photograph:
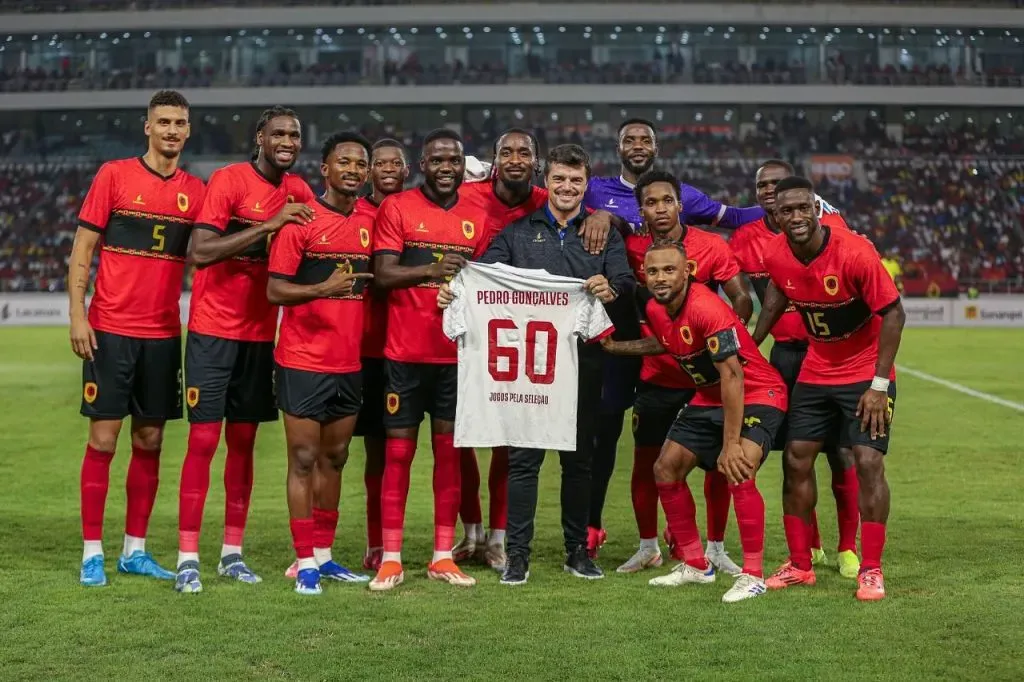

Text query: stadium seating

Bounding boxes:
[2,120,1020,294]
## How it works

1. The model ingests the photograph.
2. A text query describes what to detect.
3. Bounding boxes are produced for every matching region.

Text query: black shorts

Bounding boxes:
[769,341,843,453]
[787,380,897,454]
[354,357,387,438]
[184,332,277,424]
[631,381,695,448]
[276,365,362,423]
[383,360,457,429]
[81,330,182,421]
[666,404,785,471]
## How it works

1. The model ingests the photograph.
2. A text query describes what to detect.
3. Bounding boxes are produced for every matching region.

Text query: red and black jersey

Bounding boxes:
[762,226,900,386]
[78,157,205,339]
[730,212,852,345]
[188,162,315,342]
[373,188,487,364]
[355,196,387,360]
[269,197,375,374]
[645,283,786,409]
[627,227,742,390]
[460,181,548,258]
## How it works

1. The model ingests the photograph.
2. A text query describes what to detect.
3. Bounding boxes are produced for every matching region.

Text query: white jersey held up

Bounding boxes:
[443,262,614,451]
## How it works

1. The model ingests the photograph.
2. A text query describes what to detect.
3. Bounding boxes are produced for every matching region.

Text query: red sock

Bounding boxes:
[177,422,221,552]
[458,447,483,525]
[809,509,822,551]
[381,437,416,555]
[833,466,860,553]
[81,445,115,542]
[631,447,660,539]
[363,440,384,548]
[730,480,766,578]
[860,521,886,571]
[488,447,509,531]
[704,470,731,542]
[432,433,460,552]
[290,517,314,560]
[125,445,160,539]
[312,507,339,550]
[223,421,257,547]
[783,515,813,571]
[656,481,708,571]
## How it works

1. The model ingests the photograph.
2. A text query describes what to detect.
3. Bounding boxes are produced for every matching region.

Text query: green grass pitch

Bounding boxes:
[0,327,1021,681]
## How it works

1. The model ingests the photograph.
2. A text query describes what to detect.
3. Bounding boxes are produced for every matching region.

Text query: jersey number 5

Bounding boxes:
[152,224,166,251]
[487,319,557,385]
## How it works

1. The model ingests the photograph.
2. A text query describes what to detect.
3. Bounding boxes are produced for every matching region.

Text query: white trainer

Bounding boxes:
[648,562,716,587]
[706,542,743,577]
[616,546,664,573]
[722,573,767,603]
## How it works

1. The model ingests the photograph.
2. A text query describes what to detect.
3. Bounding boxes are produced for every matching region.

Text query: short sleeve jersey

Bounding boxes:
[77,157,205,339]
[355,196,388,359]
[645,283,787,409]
[373,188,487,364]
[627,228,742,390]
[459,181,548,258]
[443,261,614,451]
[762,227,900,385]
[730,212,852,344]
[268,197,375,374]
[188,162,315,342]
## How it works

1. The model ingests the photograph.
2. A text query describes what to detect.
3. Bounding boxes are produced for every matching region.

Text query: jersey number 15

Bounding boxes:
[487,319,557,385]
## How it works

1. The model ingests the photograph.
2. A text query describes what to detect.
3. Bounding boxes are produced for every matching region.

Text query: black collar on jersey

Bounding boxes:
[250,160,284,187]
[363,194,382,208]
[137,156,177,181]
[316,196,356,217]
[419,186,460,210]
[792,226,831,265]
[530,205,586,232]
[666,280,693,321]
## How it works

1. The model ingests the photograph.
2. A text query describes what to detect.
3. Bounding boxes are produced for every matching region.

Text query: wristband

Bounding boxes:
[870,376,890,392]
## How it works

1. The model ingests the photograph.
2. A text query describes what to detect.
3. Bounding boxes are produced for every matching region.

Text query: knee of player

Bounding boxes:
[322,442,351,472]
[131,428,165,452]
[852,447,886,482]
[88,420,122,453]
[289,442,320,474]
[652,455,677,483]
[782,445,816,476]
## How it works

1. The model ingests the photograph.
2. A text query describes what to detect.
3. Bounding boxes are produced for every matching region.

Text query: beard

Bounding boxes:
[622,155,655,178]
[499,175,532,194]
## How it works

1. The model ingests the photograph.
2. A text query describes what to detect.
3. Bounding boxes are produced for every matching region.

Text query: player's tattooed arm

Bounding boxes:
[190,203,314,267]
[714,354,753,483]
[68,226,101,360]
[373,252,466,290]
[600,335,664,356]
[751,281,788,346]
[721,274,754,324]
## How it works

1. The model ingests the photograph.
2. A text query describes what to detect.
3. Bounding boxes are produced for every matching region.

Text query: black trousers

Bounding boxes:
[506,346,603,560]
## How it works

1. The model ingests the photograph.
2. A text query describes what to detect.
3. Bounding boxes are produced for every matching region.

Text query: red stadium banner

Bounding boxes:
[809,155,856,183]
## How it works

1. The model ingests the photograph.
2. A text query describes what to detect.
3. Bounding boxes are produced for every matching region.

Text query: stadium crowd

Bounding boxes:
[2,116,1021,293]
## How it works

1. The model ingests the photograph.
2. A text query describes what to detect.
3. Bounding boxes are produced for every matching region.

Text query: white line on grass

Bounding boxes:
[899,366,1024,413]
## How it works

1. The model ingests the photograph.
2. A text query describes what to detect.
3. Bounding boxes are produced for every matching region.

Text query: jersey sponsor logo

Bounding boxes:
[533,232,545,243]
[186,386,200,408]
[462,220,476,241]
[707,336,720,354]
[785,279,796,290]
[416,222,428,233]
[177,192,189,213]
[252,201,264,213]
[83,381,98,404]
[318,234,331,246]
[386,392,400,414]
[360,227,370,248]
[133,194,145,206]
[824,275,840,296]
[679,325,693,345]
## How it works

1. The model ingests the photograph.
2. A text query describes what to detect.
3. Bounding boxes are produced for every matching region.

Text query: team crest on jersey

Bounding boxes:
[177,192,189,213]
[462,220,475,240]
[679,325,693,345]
[386,392,400,415]
[186,387,200,408]
[83,382,98,404]
[687,259,698,277]
[707,336,720,354]
[631,413,639,434]
[360,227,370,248]
[823,275,840,296]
